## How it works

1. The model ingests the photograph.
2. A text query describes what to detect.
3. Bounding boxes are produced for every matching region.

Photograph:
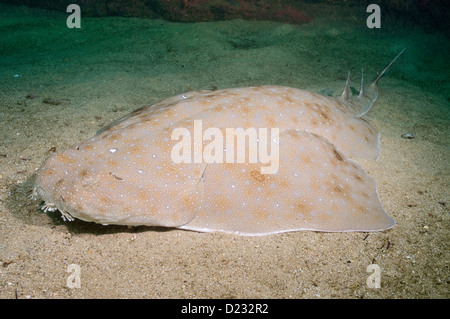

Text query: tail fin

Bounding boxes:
[339,49,405,117]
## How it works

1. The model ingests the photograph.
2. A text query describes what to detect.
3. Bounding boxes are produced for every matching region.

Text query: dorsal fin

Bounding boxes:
[341,71,351,100]
[359,69,365,97]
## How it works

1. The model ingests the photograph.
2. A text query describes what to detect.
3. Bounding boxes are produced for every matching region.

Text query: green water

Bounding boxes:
[1,3,448,102]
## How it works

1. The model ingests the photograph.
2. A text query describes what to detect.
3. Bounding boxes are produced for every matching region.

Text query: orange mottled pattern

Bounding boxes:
[34,86,394,235]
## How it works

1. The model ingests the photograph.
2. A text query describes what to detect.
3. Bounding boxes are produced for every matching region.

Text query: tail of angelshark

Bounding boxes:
[339,48,405,118]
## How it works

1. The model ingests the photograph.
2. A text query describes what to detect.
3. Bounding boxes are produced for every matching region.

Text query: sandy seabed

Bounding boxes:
[0,3,448,299]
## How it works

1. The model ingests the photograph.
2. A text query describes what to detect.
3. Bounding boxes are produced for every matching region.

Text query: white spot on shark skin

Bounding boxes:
[33,51,404,235]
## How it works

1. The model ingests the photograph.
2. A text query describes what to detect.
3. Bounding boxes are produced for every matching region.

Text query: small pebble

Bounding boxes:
[401,133,415,139]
